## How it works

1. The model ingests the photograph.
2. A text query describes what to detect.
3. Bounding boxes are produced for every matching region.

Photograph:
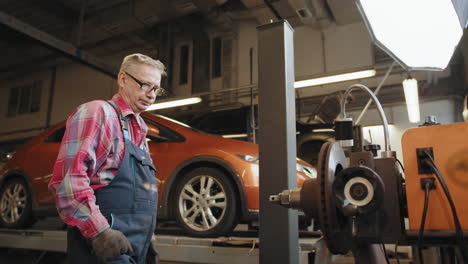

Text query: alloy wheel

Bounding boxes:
[178,175,227,231]
[0,182,27,224]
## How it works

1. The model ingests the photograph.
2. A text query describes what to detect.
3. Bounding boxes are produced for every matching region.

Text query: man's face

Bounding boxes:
[118,63,162,114]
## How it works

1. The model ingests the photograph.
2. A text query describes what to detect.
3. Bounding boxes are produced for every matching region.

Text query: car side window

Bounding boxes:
[44,126,66,143]
[194,109,247,135]
[144,119,185,143]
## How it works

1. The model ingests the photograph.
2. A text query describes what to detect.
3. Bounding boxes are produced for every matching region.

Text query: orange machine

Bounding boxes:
[402,122,468,230]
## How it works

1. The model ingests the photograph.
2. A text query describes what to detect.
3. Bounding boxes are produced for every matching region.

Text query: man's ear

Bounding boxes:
[117,71,126,89]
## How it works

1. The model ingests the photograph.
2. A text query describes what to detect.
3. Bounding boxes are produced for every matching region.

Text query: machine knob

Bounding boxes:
[363,144,381,157]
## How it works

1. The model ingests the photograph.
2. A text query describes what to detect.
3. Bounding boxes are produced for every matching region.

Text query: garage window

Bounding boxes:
[7,81,42,117]
[211,37,222,78]
[179,45,189,85]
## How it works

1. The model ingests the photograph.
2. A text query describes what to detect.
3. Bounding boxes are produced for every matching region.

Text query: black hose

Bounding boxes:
[424,150,468,263]
[418,182,431,264]
[381,243,390,264]
[395,243,401,264]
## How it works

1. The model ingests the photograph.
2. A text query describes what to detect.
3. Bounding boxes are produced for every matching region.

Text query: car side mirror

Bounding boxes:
[147,134,170,143]
[148,126,160,136]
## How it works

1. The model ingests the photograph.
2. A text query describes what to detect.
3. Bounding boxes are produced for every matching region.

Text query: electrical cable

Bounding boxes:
[423,150,468,263]
[355,61,396,125]
[417,182,431,264]
[263,0,282,20]
[340,84,391,152]
[396,158,405,173]
[381,243,390,264]
[394,243,401,264]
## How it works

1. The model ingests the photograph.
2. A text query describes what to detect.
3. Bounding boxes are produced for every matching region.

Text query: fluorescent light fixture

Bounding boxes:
[294,69,376,89]
[402,78,420,123]
[222,134,248,139]
[356,0,463,71]
[312,128,335,133]
[364,124,394,129]
[146,97,202,111]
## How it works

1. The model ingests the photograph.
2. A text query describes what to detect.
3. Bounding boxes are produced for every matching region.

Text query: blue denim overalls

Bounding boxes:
[67,101,158,264]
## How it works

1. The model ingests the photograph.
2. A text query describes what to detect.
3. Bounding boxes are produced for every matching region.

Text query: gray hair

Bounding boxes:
[119,53,167,76]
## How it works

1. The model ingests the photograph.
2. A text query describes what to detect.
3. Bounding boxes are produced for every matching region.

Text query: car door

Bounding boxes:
[144,119,187,205]
[26,126,65,205]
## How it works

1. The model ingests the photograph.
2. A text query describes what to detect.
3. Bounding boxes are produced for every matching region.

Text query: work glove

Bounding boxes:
[91,228,134,262]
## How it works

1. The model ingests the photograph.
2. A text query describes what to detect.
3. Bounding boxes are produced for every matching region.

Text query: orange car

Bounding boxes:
[0,113,316,237]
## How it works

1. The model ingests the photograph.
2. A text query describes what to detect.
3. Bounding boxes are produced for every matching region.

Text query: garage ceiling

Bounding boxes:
[0,0,365,67]
[0,0,465,121]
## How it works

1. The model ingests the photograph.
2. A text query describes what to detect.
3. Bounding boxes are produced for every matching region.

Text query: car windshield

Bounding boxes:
[150,114,209,134]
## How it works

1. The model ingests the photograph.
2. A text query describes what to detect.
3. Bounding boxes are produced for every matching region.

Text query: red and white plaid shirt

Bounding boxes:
[48,94,148,238]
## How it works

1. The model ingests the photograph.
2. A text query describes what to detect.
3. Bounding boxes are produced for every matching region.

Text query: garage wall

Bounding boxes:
[0,62,116,142]
[51,63,116,124]
[237,20,258,88]
[351,98,457,163]
[235,21,373,89]
[0,70,52,140]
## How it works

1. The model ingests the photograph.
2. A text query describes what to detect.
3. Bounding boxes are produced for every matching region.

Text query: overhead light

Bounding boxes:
[402,78,420,123]
[355,0,464,71]
[312,128,335,133]
[294,69,376,89]
[222,134,248,139]
[146,97,202,111]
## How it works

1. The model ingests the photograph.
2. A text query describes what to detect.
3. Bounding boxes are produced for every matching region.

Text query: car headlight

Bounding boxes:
[296,163,317,178]
[237,155,259,163]
[0,151,15,163]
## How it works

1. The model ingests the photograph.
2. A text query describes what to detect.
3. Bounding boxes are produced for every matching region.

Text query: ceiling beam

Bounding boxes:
[23,0,78,22]
[0,11,118,78]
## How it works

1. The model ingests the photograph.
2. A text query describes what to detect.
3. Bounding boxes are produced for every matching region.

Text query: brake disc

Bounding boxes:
[316,142,351,254]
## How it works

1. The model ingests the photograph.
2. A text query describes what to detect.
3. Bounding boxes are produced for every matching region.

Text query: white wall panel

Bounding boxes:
[323,22,373,72]
[294,26,324,79]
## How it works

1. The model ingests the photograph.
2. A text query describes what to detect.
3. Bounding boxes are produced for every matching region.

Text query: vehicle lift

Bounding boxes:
[0,227,333,264]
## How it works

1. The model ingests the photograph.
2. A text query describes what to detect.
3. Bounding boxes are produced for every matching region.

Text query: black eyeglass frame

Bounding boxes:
[125,71,165,96]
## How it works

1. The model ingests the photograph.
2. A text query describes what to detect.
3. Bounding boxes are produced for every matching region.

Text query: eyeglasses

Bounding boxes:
[125,72,165,96]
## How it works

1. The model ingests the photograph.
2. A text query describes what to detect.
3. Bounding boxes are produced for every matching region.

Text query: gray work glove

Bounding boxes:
[91,228,134,262]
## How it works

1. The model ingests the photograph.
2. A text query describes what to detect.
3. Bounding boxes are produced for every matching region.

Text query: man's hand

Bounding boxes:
[92,228,133,262]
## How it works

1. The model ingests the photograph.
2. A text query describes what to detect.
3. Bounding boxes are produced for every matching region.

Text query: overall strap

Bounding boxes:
[107,101,130,140]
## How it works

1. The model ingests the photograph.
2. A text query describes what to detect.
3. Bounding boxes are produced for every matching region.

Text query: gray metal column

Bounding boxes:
[258,21,298,264]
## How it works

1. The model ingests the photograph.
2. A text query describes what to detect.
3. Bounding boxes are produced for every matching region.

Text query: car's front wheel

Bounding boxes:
[0,178,35,228]
[173,167,238,237]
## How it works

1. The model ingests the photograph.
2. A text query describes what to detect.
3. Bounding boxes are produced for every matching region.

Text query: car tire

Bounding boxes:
[173,167,238,237]
[297,134,335,165]
[0,178,35,228]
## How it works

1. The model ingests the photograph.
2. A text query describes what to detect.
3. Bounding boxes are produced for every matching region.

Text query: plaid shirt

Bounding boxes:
[48,94,148,239]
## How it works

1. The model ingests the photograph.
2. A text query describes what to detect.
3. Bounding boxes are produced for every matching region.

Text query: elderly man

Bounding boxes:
[49,53,165,263]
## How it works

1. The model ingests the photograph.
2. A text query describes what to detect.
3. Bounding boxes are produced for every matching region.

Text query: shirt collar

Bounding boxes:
[112,94,135,118]
[111,94,148,134]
